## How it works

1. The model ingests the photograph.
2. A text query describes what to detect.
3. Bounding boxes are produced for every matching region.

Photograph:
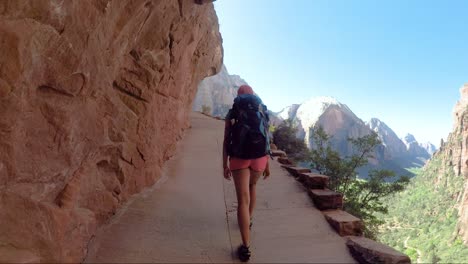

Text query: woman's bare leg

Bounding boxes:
[232,168,251,246]
[249,169,262,217]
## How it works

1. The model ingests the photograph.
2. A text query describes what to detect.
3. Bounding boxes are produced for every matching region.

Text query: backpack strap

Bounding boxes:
[257,104,272,157]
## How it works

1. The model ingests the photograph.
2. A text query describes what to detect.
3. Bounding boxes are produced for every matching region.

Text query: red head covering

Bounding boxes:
[237,85,254,95]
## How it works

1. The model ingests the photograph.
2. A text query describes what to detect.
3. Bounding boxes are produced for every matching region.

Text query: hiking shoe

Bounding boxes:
[237,244,251,262]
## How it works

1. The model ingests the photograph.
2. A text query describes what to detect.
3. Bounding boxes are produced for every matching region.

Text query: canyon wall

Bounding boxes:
[0,0,222,262]
[435,84,468,244]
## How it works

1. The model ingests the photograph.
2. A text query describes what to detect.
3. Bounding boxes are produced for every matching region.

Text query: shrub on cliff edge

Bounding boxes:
[309,126,409,238]
[272,119,309,161]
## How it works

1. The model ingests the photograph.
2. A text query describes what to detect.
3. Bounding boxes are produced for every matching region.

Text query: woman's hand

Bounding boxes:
[263,162,270,179]
[223,166,232,180]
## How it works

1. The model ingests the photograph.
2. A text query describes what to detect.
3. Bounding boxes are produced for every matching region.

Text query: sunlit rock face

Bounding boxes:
[0,0,222,262]
[368,118,407,159]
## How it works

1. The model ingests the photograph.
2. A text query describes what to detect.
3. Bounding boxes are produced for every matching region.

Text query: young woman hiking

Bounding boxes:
[223,85,271,262]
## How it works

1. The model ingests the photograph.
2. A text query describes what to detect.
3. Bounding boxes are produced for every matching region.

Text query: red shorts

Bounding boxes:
[229,156,268,172]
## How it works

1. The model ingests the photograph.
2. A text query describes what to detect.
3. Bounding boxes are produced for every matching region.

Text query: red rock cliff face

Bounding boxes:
[451,85,468,244]
[0,0,222,262]
[435,84,468,244]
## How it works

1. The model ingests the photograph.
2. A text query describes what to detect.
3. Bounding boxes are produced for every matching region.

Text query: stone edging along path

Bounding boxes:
[270,146,411,264]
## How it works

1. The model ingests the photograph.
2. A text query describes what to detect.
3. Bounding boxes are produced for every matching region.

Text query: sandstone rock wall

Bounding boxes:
[0,0,222,262]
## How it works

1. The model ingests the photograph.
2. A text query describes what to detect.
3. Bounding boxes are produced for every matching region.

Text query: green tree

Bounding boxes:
[272,118,309,161]
[346,170,409,237]
[309,126,409,238]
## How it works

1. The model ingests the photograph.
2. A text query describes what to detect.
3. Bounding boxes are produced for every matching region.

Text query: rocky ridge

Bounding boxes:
[277,97,433,176]
[0,0,222,262]
[277,97,371,155]
[277,97,364,149]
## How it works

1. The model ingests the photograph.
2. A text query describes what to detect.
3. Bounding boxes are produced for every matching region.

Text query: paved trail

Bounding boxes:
[85,112,355,263]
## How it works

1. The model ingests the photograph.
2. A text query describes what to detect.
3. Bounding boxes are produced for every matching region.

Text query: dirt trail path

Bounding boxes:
[85,112,355,263]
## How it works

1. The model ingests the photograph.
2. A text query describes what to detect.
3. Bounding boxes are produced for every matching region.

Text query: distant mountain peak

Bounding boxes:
[367,117,407,156]
[193,64,248,117]
[401,133,430,158]
[420,141,437,155]
[296,97,353,143]
[296,96,352,123]
[277,96,348,122]
[404,133,417,143]
[300,96,352,113]
[303,96,340,105]
[277,104,301,120]
[368,118,390,130]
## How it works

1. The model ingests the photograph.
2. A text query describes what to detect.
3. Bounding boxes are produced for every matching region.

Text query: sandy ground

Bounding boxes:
[85,112,356,263]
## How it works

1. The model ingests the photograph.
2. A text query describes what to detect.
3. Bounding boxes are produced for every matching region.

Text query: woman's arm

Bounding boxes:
[263,158,270,179]
[223,119,232,180]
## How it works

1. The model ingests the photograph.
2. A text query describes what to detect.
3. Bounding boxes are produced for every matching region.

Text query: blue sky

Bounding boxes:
[214,0,468,146]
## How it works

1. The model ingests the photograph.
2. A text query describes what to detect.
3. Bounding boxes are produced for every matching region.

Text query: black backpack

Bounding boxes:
[227,94,270,159]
